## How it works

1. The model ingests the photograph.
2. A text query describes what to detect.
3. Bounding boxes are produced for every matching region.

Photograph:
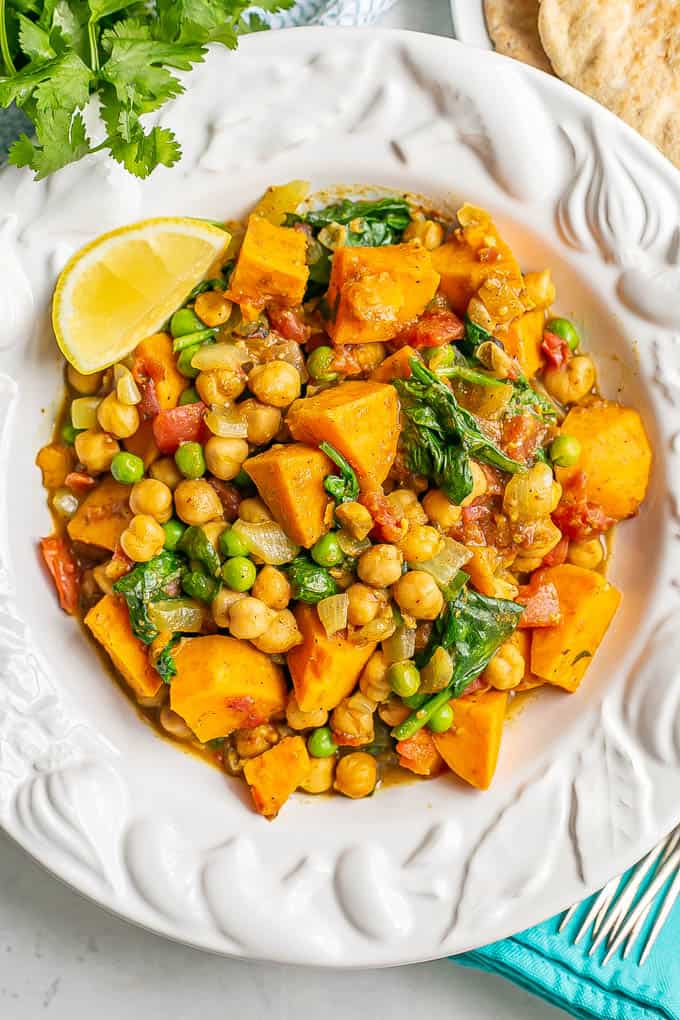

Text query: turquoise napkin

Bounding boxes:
[453,870,680,1019]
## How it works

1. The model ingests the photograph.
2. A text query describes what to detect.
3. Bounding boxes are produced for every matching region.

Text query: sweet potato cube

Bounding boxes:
[243,443,332,548]
[67,476,132,551]
[555,402,652,520]
[433,690,508,790]
[503,308,546,379]
[243,736,310,818]
[370,345,421,382]
[396,729,445,777]
[287,604,376,713]
[85,594,162,699]
[123,420,160,469]
[465,547,500,598]
[170,635,286,742]
[227,215,308,311]
[432,205,523,316]
[324,243,439,345]
[36,443,75,489]
[135,332,186,410]
[530,564,621,692]
[287,380,400,483]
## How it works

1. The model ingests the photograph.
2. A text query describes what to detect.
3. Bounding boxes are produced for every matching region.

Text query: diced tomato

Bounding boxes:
[541,330,571,369]
[552,471,615,540]
[396,729,445,776]
[542,534,568,567]
[463,676,491,696]
[64,471,96,491]
[359,486,406,543]
[391,309,464,350]
[206,478,241,522]
[152,402,207,454]
[39,536,79,614]
[139,377,161,419]
[268,305,310,344]
[110,543,133,580]
[517,578,561,628]
[502,413,546,463]
[133,355,163,419]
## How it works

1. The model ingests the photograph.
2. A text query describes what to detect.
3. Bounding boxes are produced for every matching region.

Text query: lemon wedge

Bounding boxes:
[52,218,231,374]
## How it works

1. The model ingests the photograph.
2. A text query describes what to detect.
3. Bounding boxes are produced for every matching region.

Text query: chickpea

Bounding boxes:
[543,355,595,404]
[234,723,278,759]
[398,523,443,564]
[204,436,249,481]
[334,752,377,799]
[334,501,373,540]
[202,520,226,552]
[386,488,428,525]
[129,478,173,522]
[174,479,223,525]
[97,391,139,439]
[403,214,445,249]
[461,461,488,507]
[568,537,604,570]
[393,570,444,620]
[92,562,114,595]
[252,565,291,610]
[352,343,386,374]
[211,587,245,627]
[120,514,166,562]
[378,696,410,727]
[516,518,562,561]
[251,609,302,653]
[359,650,391,703]
[346,583,383,627]
[74,429,119,474]
[149,456,183,491]
[286,693,327,731]
[248,361,301,408]
[300,757,335,794]
[357,544,403,588]
[239,398,282,446]
[483,640,525,690]
[159,706,194,741]
[330,692,375,745]
[238,497,271,523]
[228,596,276,640]
[67,365,102,395]
[423,488,462,530]
[196,368,246,406]
[194,290,232,327]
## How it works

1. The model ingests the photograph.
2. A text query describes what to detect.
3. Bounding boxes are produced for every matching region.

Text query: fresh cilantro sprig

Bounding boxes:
[0,0,294,180]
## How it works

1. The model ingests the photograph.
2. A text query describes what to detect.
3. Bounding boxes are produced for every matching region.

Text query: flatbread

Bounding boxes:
[538,0,680,168]
[484,0,554,74]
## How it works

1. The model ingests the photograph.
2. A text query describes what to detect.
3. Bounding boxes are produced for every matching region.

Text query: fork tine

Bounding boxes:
[638,865,680,966]
[587,841,666,955]
[602,846,680,965]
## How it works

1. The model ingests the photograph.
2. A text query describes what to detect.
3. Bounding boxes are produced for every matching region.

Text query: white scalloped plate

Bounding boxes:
[2,27,680,968]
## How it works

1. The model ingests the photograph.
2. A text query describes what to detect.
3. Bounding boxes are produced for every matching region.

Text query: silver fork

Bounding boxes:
[559,826,680,965]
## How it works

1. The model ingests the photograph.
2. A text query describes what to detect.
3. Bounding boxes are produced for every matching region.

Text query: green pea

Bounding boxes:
[550,434,582,468]
[222,556,256,592]
[170,307,203,338]
[182,570,218,603]
[162,518,186,551]
[428,702,454,734]
[547,317,580,351]
[176,344,201,378]
[307,346,338,382]
[402,692,428,710]
[110,451,144,485]
[388,660,420,698]
[310,532,344,568]
[307,726,337,758]
[219,528,250,559]
[60,422,81,445]
[175,441,206,479]
[178,386,199,405]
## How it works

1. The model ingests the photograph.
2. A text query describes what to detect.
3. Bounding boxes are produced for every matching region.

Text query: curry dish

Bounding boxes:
[36,183,652,817]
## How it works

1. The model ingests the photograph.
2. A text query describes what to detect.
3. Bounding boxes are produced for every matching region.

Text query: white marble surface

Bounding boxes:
[0,1,566,1016]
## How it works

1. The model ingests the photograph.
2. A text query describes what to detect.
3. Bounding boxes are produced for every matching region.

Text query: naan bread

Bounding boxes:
[484,0,554,74]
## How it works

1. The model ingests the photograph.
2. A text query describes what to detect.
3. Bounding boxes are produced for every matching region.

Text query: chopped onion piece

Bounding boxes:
[382,624,416,664]
[231,519,300,565]
[148,598,206,633]
[191,342,248,372]
[348,608,397,646]
[415,537,471,590]
[420,646,454,693]
[318,593,349,636]
[114,364,142,405]
[336,529,371,558]
[70,396,101,429]
[52,487,79,519]
[205,405,248,438]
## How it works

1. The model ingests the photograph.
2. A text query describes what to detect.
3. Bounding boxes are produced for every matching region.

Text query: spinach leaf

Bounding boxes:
[460,314,493,357]
[508,375,559,421]
[320,441,359,504]
[287,556,338,604]
[177,525,221,576]
[113,551,184,644]
[156,634,180,684]
[287,197,411,245]
[181,570,218,604]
